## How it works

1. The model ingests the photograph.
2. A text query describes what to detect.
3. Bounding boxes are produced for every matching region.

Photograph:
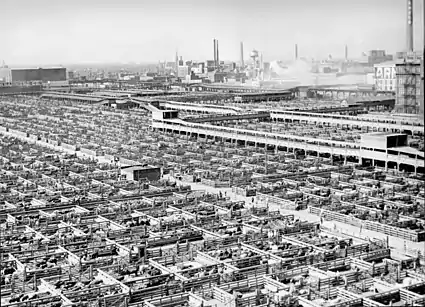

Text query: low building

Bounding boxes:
[109,99,137,109]
[11,67,67,82]
[0,67,12,83]
[367,50,393,66]
[120,165,161,181]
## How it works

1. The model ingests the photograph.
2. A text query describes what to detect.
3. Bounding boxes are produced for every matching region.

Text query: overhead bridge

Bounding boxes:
[306,87,395,99]
[185,112,270,123]
[159,101,241,114]
[130,98,161,112]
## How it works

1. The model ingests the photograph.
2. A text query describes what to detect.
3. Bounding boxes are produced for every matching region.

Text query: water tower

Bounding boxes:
[250,49,259,68]
[250,49,259,79]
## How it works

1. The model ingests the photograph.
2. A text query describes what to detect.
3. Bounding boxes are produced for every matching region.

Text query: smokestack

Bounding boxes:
[295,44,298,60]
[406,0,413,52]
[240,42,244,68]
[213,39,217,68]
[345,45,348,61]
[421,1,425,116]
[216,40,220,69]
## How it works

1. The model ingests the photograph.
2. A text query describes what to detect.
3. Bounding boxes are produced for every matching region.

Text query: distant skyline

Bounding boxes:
[1,0,424,66]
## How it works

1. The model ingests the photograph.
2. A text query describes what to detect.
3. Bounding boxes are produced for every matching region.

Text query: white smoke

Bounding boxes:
[270,60,367,86]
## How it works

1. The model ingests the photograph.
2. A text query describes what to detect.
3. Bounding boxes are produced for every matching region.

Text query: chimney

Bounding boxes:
[295,44,298,60]
[406,0,414,52]
[216,40,220,69]
[213,39,217,68]
[421,0,425,116]
[345,45,348,61]
[240,42,244,68]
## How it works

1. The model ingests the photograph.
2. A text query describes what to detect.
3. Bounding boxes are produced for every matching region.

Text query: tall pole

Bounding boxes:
[421,0,425,116]
[216,40,220,70]
[295,44,298,60]
[213,39,217,69]
[240,42,244,68]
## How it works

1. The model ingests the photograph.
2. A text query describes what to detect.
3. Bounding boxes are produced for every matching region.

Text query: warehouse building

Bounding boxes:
[11,67,67,83]
[374,61,397,92]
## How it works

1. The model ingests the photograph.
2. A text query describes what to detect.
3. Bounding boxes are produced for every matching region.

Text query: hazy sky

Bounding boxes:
[1,0,423,65]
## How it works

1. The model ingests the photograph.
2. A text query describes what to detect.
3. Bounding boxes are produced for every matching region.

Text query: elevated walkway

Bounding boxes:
[152,119,424,169]
[186,112,270,123]
[130,98,160,112]
[269,110,424,133]
[160,101,241,114]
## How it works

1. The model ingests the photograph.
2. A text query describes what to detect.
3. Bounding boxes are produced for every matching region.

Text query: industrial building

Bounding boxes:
[392,0,424,116]
[395,59,422,114]
[365,50,393,67]
[396,51,423,60]
[374,61,397,92]
[11,67,67,83]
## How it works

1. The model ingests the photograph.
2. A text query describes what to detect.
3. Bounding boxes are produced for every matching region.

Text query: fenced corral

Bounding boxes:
[1,94,424,307]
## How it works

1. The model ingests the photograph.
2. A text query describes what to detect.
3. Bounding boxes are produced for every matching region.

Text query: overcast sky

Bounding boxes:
[1,0,423,65]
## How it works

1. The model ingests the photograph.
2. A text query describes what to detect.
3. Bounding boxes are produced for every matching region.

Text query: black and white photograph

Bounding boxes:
[0,0,424,306]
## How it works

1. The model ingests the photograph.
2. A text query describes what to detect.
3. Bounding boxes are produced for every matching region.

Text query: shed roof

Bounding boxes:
[395,146,425,157]
[41,93,102,102]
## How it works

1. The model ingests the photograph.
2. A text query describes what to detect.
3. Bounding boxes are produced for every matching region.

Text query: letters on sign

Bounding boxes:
[375,66,396,81]
[375,67,383,79]
[384,68,391,79]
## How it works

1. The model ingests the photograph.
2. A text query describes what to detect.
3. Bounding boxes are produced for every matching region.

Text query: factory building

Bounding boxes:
[11,67,67,83]
[374,61,397,92]
[396,51,423,60]
[394,59,422,114]
[365,50,393,67]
